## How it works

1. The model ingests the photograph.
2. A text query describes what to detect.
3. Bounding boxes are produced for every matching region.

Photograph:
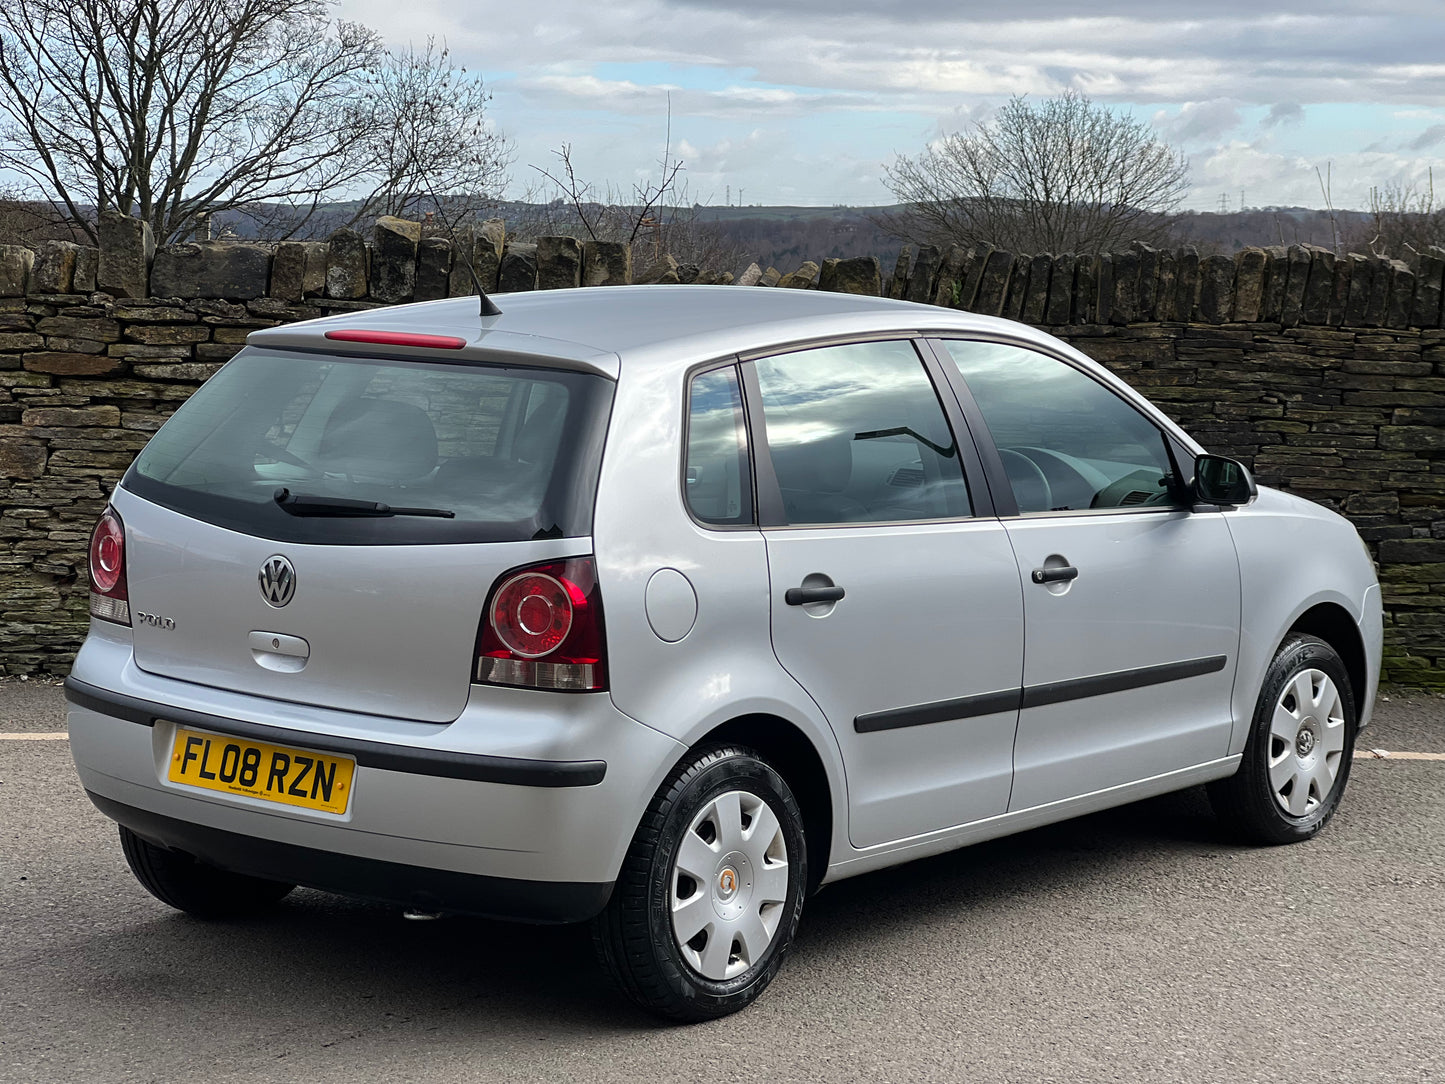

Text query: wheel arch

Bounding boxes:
[691,713,834,895]
[1288,602,1368,720]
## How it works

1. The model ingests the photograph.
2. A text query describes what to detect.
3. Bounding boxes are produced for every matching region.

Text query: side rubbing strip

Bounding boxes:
[855,688,1022,733]
[853,655,1229,734]
[1020,655,1228,709]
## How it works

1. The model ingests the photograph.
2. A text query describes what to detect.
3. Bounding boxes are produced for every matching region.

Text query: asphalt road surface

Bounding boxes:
[3,679,1443,1084]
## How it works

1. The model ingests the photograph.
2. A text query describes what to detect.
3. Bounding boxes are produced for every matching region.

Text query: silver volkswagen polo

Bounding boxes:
[67,285,1382,1020]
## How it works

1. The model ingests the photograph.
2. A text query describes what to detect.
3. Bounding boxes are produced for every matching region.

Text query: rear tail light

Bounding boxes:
[475,557,607,692]
[88,507,131,625]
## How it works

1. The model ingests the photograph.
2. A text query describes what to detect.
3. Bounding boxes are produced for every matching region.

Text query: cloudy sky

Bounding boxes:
[339,0,1445,212]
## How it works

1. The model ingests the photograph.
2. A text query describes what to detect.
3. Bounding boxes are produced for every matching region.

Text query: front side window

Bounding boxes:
[751,340,970,526]
[941,340,1180,514]
[685,365,753,526]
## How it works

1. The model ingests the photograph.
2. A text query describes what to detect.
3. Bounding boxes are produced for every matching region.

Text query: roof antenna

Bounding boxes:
[421,179,502,317]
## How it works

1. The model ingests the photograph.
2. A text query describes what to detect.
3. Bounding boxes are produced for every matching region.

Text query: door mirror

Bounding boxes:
[1194,454,1256,506]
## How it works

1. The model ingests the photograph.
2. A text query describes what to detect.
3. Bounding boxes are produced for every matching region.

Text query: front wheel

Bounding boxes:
[591,745,807,1022]
[1208,634,1357,845]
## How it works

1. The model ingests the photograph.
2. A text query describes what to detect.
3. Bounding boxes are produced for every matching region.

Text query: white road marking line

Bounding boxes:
[1356,749,1445,761]
[0,732,69,740]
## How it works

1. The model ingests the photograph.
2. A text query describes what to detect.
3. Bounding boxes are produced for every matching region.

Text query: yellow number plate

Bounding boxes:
[167,727,355,815]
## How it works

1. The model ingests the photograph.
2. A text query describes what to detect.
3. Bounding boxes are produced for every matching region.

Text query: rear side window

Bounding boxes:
[685,366,753,526]
[751,340,971,526]
[126,349,614,545]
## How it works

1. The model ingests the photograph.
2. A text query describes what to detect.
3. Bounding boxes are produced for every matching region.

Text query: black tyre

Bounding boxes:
[119,826,294,918]
[1208,634,1358,845]
[592,744,807,1022]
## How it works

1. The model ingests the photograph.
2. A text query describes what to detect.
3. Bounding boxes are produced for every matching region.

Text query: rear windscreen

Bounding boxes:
[124,349,614,545]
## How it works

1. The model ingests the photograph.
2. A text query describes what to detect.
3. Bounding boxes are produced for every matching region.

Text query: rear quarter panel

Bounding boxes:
[1223,487,1382,749]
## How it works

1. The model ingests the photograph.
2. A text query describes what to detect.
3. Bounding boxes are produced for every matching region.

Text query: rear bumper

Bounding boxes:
[67,630,685,912]
[91,792,612,923]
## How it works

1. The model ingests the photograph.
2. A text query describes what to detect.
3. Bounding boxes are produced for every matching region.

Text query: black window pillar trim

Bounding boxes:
[917,337,1021,518]
[738,359,789,528]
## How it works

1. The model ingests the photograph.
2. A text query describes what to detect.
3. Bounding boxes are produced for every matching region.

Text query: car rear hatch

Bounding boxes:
[116,345,613,724]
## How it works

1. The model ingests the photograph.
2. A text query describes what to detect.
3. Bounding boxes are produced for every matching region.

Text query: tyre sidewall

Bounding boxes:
[1244,635,1358,842]
[642,750,807,1017]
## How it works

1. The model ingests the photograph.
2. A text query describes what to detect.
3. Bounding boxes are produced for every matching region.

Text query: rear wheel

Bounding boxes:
[591,744,807,1022]
[1209,634,1357,845]
[119,826,294,918]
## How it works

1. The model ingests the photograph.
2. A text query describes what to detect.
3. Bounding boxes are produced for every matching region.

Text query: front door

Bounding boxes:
[747,339,1024,849]
[936,339,1241,811]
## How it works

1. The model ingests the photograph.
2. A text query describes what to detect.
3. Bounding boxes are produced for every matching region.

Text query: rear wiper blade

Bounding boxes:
[273,488,455,519]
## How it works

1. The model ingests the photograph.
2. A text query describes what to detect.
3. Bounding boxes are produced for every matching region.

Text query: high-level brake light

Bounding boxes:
[323,329,466,350]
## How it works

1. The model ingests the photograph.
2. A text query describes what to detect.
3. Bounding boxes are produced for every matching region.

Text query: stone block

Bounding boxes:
[0,245,35,297]
[535,236,583,290]
[150,242,271,301]
[0,332,46,351]
[973,250,1013,316]
[759,267,782,288]
[777,261,819,289]
[1280,245,1310,327]
[956,246,989,310]
[21,405,121,427]
[73,247,99,293]
[736,263,763,287]
[36,316,120,341]
[498,243,537,292]
[1001,254,1030,320]
[21,352,124,376]
[1154,251,1178,322]
[1110,249,1140,324]
[1344,255,1371,325]
[415,237,452,302]
[1299,247,1335,325]
[1233,248,1267,322]
[132,362,225,381]
[1197,255,1236,324]
[1385,261,1416,329]
[1021,253,1053,325]
[371,217,421,303]
[325,230,368,300]
[1411,252,1444,328]
[887,246,911,300]
[33,241,81,294]
[1073,256,1099,324]
[270,241,327,303]
[195,343,243,361]
[819,255,881,296]
[1045,255,1076,325]
[904,245,940,305]
[97,212,154,298]
[1260,246,1288,322]
[449,220,505,297]
[1096,254,1115,324]
[123,324,210,345]
[1379,426,1445,452]
[1364,258,1392,327]
[581,241,631,287]
[0,440,46,479]
[930,246,967,307]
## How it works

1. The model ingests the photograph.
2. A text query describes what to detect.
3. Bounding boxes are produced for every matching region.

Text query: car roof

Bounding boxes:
[245,285,1064,379]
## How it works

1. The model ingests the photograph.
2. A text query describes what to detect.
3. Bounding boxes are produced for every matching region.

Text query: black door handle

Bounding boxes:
[1031,565,1078,584]
[785,585,846,606]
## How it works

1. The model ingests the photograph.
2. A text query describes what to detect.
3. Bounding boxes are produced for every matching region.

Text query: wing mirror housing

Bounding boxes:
[1194,454,1256,507]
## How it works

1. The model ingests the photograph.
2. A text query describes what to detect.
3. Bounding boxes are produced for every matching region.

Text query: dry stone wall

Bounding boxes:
[1,217,1444,684]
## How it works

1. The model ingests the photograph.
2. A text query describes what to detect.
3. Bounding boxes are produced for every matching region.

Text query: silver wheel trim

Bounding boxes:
[1268,668,1347,817]
[670,788,790,981]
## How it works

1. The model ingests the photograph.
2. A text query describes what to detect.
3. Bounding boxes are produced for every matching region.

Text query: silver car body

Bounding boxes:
[68,286,1383,917]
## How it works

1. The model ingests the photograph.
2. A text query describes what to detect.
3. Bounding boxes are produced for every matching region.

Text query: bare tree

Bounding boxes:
[0,0,391,243]
[1344,169,1445,260]
[349,37,510,224]
[882,91,1190,254]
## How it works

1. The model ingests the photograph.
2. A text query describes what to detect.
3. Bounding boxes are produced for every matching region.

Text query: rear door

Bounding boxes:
[119,348,612,723]
[934,339,1241,811]
[746,338,1024,850]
